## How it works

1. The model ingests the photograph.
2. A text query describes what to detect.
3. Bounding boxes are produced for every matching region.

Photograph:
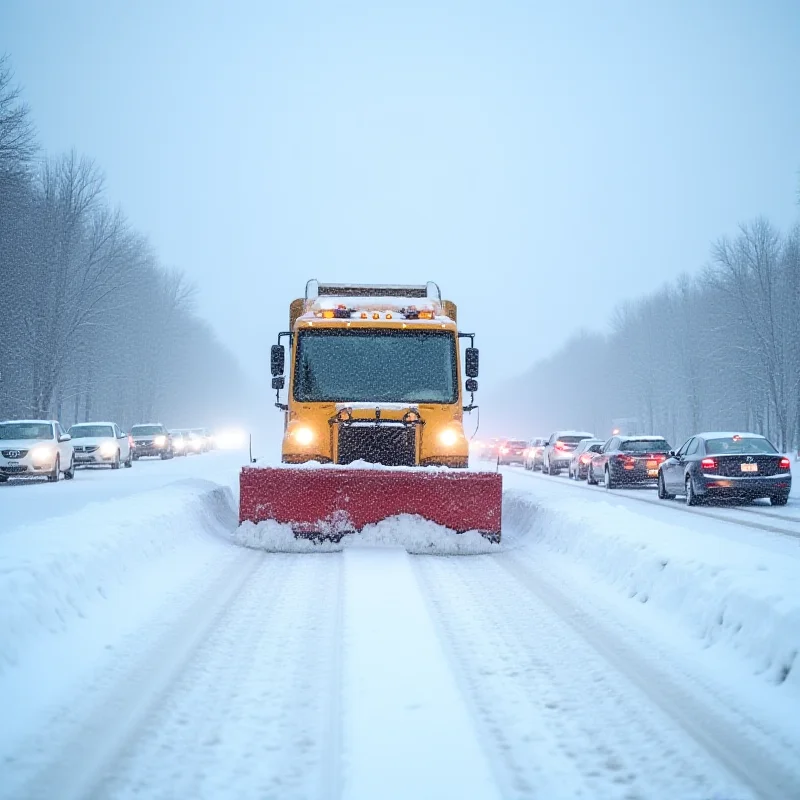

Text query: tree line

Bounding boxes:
[491,201,800,452]
[0,55,250,430]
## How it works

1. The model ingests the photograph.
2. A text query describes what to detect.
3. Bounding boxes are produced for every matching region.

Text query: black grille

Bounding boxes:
[338,425,416,466]
[715,456,781,477]
[2,449,28,458]
[74,445,98,453]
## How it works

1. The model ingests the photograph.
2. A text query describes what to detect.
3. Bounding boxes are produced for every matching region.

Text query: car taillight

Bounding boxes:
[580,454,592,464]
[620,455,635,469]
[701,457,717,470]
[555,441,567,450]
[779,457,791,470]
[500,447,509,454]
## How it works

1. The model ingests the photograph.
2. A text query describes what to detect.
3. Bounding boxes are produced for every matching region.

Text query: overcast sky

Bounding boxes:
[4,0,799,388]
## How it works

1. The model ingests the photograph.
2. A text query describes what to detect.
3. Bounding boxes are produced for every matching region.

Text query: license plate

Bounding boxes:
[741,463,758,473]
[647,469,658,477]
[7,461,19,467]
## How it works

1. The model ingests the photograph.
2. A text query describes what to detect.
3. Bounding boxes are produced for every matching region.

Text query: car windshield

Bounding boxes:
[131,426,163,436]
[620,439,671,453]
[69,425,114,439]
[705,437,777,455]
[0,422,53,440]
[294,329,457,404]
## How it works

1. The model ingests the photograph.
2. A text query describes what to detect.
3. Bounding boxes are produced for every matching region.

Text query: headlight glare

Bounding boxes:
[154,435,167,446]
[99,442,117,457]
[31,446,55,465]
[439,428,460,448]
[293,427,314,446]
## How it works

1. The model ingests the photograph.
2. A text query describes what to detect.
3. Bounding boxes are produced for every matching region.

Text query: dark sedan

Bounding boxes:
[658,432,791,506]
[588,436,671,488]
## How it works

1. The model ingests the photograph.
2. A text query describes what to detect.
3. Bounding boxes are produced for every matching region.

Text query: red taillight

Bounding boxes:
[701,457,717,470]
[580,454,592,464]
[779,457,791,470]
[555,441,567,450]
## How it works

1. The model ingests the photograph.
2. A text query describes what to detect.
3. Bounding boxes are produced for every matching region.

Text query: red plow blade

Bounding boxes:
[239,467,502,540]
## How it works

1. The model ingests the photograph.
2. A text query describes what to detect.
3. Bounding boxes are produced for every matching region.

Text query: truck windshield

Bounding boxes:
[294,329,458,404]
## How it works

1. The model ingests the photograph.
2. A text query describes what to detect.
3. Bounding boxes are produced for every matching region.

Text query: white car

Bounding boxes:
[542,430,595,475]
[68,422,133,469]
[0,419,75,483]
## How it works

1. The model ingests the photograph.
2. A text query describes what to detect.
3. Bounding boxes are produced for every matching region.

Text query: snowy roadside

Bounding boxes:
[502,489,800,693]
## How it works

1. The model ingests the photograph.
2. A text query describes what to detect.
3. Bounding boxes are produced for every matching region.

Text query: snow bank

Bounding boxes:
[0,480,235,668]
[233,514,499,555]
[503,492,800,690]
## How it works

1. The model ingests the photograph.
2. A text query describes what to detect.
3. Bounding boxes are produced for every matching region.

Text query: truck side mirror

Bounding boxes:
[272,376,285,390]
[271,344,285,376]
[466,378,478,393]
[465,347,479,378]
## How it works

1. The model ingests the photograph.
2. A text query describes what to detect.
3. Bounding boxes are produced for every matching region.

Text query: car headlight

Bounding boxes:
[293,426,314,446]
[154,435,167,446]
[99,442,117,457]
[31,445,56,465]
[439,428,461,448]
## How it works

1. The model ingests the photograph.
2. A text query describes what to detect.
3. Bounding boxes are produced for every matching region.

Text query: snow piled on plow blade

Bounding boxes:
[233,514,500,555]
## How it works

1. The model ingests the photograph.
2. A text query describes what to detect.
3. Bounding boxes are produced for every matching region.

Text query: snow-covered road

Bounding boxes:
[2,453,800,799]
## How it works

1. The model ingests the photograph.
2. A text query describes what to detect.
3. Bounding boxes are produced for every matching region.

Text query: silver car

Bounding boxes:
[542,430,595,475]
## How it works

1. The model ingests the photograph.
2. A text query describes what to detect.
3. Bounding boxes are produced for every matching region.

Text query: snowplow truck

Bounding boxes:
[239,280,503,541]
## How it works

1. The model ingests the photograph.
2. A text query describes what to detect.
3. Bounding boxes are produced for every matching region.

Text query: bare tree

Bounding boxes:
[0,54,36,177]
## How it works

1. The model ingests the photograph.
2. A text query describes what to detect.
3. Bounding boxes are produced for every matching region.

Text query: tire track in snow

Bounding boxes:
[17,551,343,800]
[100,553,343,800]
[495,553,800,800]
[414,555,756,800]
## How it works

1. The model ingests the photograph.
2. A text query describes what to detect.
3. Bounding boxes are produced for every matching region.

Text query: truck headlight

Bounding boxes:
[293,427,314,446]
[439,429,460,447]
[31,446,55,465]
[154,435,167,447]
[99,442,117,457]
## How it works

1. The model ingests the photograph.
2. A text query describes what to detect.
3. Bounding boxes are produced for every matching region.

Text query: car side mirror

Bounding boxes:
[465,347,479,378]
[465,378,478,393]
[271,344,285,377]
[669,450,677,458]
[272,376,285,390]
[59,434,71,443]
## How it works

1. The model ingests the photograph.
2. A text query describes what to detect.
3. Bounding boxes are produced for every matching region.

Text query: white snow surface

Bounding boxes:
[2,451,800,798]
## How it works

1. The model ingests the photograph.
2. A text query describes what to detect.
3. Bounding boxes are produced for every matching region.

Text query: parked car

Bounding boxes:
[498,439,528,466]
[587,435,671,488]
[568,438,604,480]
[542,431,595,475]
[69,422,133,469]
[657,432,791,506]
[130,423,174,459]
[523,438,548,471]
[0,419,75,482]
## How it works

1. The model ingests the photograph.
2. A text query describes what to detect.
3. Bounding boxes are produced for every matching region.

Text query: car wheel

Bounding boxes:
[48,455,61,482]
[111,451,121,469]
[685,476,699,506]
[0,475,8,483]
[657,472,674,500]
[64,456,75,480]
[587,466,597,485]
[542,457,549,475]
[771,494,789,506]
[125,452,133,467]
[604,466,616,490]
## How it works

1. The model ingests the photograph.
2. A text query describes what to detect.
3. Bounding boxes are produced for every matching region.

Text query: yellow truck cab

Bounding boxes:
[270,280,479,468]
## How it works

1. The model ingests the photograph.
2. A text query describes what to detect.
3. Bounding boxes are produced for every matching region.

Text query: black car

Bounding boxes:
[130,423,174,460]
[588,436,672,488]
[658,432,791,506]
